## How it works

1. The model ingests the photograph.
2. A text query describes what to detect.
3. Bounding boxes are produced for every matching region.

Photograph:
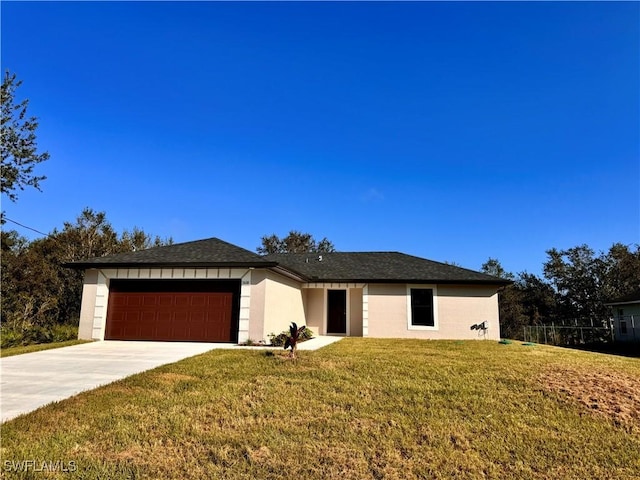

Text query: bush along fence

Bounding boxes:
[523,318,614,346]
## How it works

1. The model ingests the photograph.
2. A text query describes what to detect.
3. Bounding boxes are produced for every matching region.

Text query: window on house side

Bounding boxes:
[411,288,434,327]
[620,321,627,334]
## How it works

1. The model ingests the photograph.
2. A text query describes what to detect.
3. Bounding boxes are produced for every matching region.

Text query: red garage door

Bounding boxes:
[105,281,239,342]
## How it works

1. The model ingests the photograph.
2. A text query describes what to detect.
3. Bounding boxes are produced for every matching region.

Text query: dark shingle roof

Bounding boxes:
[265,252,510,284]
[68,237,509,285]
[67,238,276,268]
[606,288,640,305]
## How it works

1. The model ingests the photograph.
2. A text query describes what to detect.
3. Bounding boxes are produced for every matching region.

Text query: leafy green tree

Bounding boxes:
[315,237,336,254]
[257,234,283,255]
[481,258,523,339]
[257,230,336,254]
[601,243,640,301]
[56,208,120,261]
[516,272,558,326]
[0,209,171,345]
[118,226,170,253]
[1,71,49,202]
[444,260,462,267]
[481,258,560,339]
[481,258,514,280]
[542,243,640,325]
[544,245,609,321]
[1,230,35,330]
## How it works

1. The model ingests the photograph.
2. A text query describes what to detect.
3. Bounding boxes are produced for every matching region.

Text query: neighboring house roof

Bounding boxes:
[67,238,277,269]
[67,237,510,285]
[605,288,640,306]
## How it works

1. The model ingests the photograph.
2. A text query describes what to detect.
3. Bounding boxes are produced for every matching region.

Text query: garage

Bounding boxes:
[105,280,240,342]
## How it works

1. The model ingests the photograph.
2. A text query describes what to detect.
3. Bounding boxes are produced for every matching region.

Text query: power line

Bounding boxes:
[2,216,51,237]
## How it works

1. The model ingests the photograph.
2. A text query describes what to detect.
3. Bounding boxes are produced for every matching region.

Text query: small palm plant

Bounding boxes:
[284,322,306,358]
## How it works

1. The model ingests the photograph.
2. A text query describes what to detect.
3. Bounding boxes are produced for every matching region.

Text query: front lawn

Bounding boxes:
[0,339,91,358]
[2,339,639,479]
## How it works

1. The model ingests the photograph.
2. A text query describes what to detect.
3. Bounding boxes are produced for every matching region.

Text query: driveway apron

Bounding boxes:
[0,341,221,422]
[0,336,342,422]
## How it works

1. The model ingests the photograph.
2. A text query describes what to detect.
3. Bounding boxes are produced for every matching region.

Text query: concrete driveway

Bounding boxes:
[0,336,342,423]
[0,341,228,423]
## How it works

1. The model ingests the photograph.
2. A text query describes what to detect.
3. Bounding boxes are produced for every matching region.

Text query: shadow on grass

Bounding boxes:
[558,342,640,358]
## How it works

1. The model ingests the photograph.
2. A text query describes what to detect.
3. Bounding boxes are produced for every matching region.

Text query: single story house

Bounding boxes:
[606,289,640,343]
[68,237,510,344]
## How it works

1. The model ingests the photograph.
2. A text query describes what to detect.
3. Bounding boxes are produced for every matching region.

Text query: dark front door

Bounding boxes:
[327,290,347,334]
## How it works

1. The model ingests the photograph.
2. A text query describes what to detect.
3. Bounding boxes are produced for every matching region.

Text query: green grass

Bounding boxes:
[2,339,639,479]
[0,339,91,358]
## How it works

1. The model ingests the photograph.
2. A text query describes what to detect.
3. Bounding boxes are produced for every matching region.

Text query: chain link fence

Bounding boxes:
[523,320,614,346]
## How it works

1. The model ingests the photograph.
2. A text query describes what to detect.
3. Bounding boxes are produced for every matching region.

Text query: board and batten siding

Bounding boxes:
[366,284,500,340]
[78,267,253,342]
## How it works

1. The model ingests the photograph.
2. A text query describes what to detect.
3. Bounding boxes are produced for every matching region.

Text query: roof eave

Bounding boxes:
[605,300,640,306]
[65,261,279,270]
[269,265,311,283]
[305,278,512,285]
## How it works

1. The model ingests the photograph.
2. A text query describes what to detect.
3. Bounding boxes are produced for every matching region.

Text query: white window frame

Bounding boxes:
[407,284,439,331]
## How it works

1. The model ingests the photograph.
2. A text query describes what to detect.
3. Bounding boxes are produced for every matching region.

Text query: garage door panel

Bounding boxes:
[141,296,157,307]
[157,295,174,307]
[139,310,156,322]
[209,294,228,307]
[190,296,208,307]
[173,311,189,323]
[189,310,206,323]
[106,283,237,342]
[155,329,175,341]
[176,326,196,340]
[138,323,156,338]
[122,322,141,337]
[174,295,190,307]
[111,296,129,308]
[109,310,127,322]
[155,312,173,339]
[126,295,145,307]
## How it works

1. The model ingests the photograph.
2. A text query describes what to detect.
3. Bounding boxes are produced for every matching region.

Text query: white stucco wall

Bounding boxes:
[367,283,500,340]
[303,288,324,336]
[261,271,305,341]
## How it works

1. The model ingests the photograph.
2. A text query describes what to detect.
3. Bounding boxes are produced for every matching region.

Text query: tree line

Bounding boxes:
[257,231,335,254]
[482,244,640,339]
[1,209,171,346]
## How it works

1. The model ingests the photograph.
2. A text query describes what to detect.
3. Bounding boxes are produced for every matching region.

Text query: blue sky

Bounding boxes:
[1,1,638,276]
